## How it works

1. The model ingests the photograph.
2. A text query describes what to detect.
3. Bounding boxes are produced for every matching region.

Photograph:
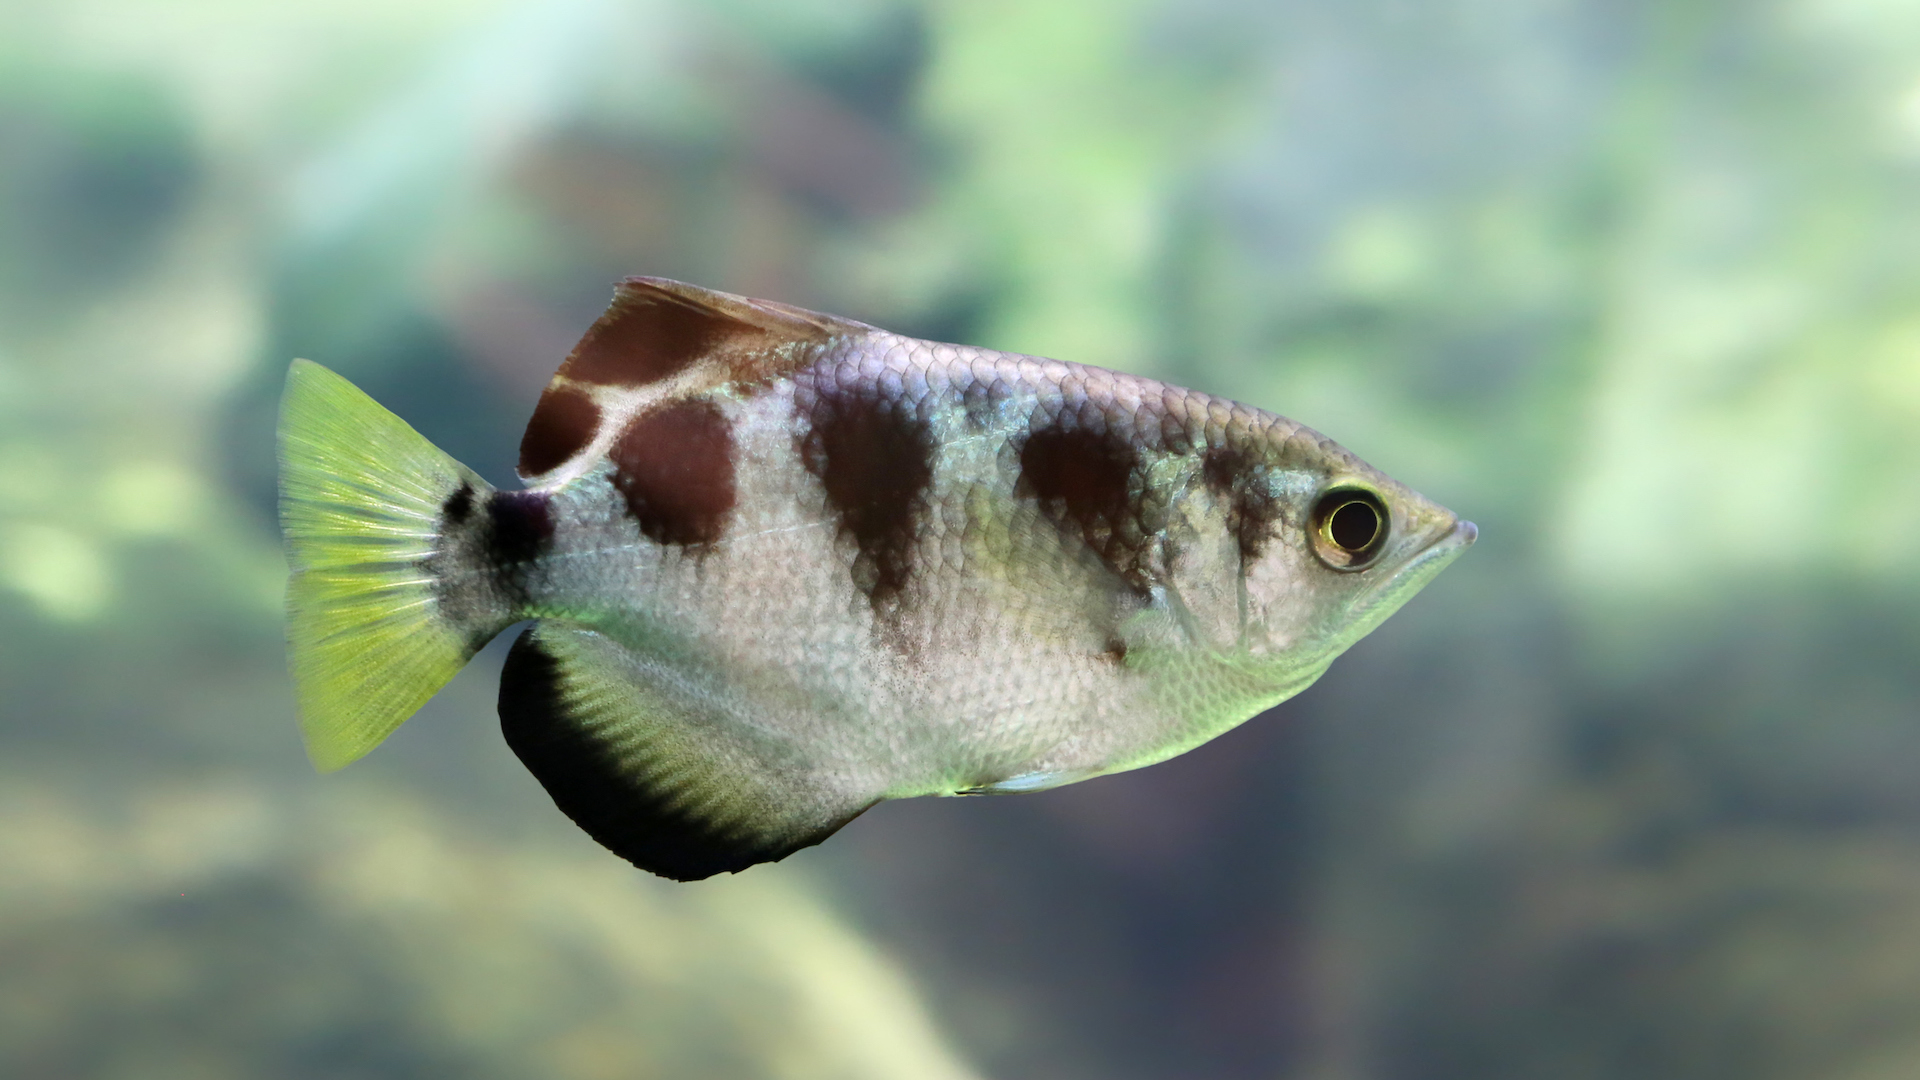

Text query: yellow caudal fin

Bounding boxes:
[278,359,496,772]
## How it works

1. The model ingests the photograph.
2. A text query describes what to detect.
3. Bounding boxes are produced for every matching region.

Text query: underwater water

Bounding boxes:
[3,1,1919,1077]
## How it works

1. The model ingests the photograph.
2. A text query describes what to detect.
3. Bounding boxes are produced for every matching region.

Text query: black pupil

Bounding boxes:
[1328,501,1380,552]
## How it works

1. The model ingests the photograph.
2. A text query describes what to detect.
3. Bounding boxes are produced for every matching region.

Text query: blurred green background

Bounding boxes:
[3,0,1919,1077]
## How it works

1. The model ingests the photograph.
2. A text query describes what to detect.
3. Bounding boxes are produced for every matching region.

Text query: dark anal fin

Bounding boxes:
[499,622,874,881]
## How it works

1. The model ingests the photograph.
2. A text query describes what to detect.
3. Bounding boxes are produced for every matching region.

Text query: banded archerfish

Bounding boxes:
[279,277,1475,881]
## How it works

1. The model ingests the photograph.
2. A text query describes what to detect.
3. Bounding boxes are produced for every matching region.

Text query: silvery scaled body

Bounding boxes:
[279,278,1475,880]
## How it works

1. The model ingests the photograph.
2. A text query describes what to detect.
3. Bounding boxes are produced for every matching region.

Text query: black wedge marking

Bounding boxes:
[484,490,554,568]
[1203,446,1283,563]
[799,383,937,610]
[519,385,601,476]
[610,399,737,547]
[1018,424,1155,595]
[498,628,869,882]
[442,481,475,526]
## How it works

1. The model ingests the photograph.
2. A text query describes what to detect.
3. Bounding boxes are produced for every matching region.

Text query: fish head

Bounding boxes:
[1230,426,1476,680]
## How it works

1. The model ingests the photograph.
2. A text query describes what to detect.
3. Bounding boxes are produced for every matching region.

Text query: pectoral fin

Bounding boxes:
[498,622,876,881]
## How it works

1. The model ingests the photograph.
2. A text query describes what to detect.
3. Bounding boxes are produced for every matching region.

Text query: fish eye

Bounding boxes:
[1310,488,1388,570]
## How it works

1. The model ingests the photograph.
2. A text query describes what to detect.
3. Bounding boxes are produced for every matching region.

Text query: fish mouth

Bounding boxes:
[1395,518,1477,588]
[1418,518,1478,566]
[1341,518,1477,633]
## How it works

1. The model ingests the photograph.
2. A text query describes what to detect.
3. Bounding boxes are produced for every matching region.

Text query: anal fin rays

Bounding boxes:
[498,622,876,881]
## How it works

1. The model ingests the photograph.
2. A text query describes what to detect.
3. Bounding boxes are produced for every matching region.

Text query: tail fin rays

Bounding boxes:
[279,359,498,772]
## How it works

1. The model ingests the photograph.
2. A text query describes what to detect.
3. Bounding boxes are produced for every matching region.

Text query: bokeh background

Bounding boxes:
[4,0,1920,1077]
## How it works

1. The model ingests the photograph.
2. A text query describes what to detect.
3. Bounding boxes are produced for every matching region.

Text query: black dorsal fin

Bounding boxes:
[518,278,871,482]
[498,621,876,881]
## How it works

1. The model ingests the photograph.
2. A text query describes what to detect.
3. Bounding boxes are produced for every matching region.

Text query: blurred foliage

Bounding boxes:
[0,64,195,318]
[2,0,1919,1078]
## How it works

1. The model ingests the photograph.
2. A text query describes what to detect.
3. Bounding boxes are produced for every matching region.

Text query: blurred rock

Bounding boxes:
[0,779,980,1080]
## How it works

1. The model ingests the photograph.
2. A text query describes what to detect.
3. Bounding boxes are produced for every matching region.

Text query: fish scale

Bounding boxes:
[278,276,1475,881]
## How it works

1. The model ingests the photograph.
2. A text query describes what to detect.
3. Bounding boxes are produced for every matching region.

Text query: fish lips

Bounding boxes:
[1340,517,1478,638]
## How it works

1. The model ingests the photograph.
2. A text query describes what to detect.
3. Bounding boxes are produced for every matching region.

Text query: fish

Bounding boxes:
[279,277,1475,881]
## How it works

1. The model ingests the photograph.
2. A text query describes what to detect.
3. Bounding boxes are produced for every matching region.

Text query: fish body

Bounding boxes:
[280,278,1474,880]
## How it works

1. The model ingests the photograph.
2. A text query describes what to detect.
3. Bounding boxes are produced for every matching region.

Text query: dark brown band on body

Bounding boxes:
[610,399,737,548]
[799,382,937,610]
[1203,445,1283,564]
[1018,424,1155,595]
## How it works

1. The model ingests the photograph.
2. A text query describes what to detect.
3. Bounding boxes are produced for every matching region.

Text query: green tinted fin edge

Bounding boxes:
[499,623,876,881]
